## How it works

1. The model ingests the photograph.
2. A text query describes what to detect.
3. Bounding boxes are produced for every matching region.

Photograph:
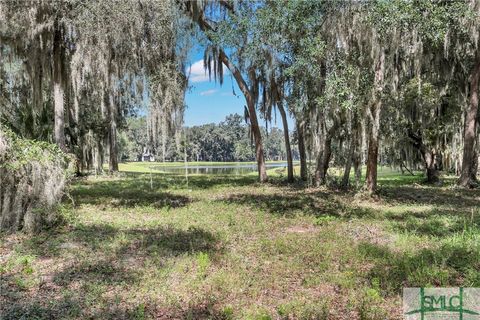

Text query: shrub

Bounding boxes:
[0,127,74,232]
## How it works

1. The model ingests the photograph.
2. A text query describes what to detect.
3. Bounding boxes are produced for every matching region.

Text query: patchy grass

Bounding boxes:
[1,166,479,319]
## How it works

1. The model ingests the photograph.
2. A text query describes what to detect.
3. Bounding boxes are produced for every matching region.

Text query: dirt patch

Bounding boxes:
[343,221,397,248]
[285,225,318,234]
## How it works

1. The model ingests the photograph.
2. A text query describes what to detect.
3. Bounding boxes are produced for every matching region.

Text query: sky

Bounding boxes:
[184,50,294,130]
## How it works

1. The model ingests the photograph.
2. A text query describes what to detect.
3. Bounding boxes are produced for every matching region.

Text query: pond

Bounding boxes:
[150,162,289,175]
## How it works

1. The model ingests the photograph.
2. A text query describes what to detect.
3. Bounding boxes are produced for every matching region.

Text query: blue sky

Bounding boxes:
[184,51,294,129]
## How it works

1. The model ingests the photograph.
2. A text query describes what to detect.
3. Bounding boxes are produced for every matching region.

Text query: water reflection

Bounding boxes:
[150,162,289,175]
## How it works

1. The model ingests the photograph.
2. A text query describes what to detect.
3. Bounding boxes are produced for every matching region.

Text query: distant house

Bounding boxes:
[140,148,155,162]
[142,152,155,162]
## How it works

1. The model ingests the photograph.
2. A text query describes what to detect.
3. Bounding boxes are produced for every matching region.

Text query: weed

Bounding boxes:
[196,251,211,278]
[133,303,146,320]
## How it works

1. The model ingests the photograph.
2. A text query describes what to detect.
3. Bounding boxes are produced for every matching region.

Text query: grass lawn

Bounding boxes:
[1,163,479,319]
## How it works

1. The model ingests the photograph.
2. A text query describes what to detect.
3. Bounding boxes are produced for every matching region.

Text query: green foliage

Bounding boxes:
[1,126,73,173]
[133,303,146,320]
[118,117,149,161]
[1,126,74,232]
[246,311,272,320]
[316,62,358,111]
[358,279,386,320]
[368,0,472,45]
[221,305,235,319]
[196,252,211,278]
[314,215,339,226]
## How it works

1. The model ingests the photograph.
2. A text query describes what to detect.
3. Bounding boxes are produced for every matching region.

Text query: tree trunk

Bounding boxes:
[342,140,354,188]
[365,50,385,193]
[365,100,381,192]
[471,149,478,180]
[314,151,323,187]
[297,119,308,181]
[219,51,267,182]
[408,131,440,184]
[53,26,66,151]
[424,150,440,184]
[458,53,480,187]
[315,122,336,187]
[108,92,118,172]
[426,168,439,184]
[247,100,268,182]
[323,136,333,183]
[436,152,443,171]
[278,102,293,182]
[353,154,362,185]
[94,140,103,175]
[162,118,167,163]
[365,127,379,193]
[351,116,363,186]
[314,137,332,187]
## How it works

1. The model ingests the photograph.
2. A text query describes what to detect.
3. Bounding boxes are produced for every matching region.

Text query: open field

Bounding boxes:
[1,163,479,319]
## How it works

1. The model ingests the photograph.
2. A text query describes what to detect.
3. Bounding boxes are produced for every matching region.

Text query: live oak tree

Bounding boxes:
[0,1,74,152]
[368,0,477,187]
[71,0,185,172]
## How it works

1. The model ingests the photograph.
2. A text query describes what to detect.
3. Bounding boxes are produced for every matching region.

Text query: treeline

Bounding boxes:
[120,114,296,163]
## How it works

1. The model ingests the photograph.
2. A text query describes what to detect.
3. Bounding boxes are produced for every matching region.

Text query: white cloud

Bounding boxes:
[188,59,229,83]
[199,89,218,96]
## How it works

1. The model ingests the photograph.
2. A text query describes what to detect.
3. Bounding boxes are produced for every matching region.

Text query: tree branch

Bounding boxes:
[219,50,251,101]
[191,6,252,101]
[219,0,234,13]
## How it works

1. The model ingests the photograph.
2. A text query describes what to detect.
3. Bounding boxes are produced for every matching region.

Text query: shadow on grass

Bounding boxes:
[1,287,144,320]
[12,223,222,259]
[71,178,192,209]
[0,223,222,320]
[358,239,480,295]
[386,207,480,237]
[379,185,480,208]
[220,191,375,219]
[72,223,221,255]
[71,172,261,209]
